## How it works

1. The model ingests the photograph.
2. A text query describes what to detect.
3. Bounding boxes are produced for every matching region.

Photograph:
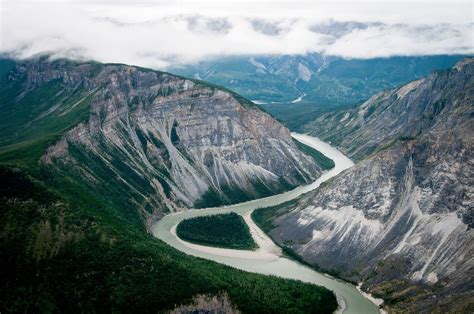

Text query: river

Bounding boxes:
[151,133,382,314]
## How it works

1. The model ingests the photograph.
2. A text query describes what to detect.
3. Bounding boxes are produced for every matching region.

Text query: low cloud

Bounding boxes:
[1,1,472,68]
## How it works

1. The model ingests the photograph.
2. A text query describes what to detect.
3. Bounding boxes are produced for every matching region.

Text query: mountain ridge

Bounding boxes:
[254,58,474,312]
[0,56,323,228]
[304,58,474,160]
[170,54,465,102]
[0,56,338,313]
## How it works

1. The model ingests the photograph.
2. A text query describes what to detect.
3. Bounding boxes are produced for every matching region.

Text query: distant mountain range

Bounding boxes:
[254,58,474,312]
[170,54,465,105]
[170,54,466,128]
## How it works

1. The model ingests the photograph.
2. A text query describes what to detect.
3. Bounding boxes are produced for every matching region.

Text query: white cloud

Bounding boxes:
[0,0,472,68]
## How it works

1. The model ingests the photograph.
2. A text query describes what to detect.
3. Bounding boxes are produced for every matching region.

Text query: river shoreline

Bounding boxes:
[152,133,382,314]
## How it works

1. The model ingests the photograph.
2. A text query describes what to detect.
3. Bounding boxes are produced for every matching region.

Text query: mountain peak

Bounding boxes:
[454,57,474,71]
[0,57,323,227]
[259,55,474,312]
[304,59,473,160]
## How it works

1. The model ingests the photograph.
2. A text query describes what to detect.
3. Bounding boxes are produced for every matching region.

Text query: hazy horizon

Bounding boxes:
[1,0,472,68]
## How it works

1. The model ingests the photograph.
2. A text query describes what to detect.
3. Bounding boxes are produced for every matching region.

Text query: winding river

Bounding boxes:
[151,133,381,314]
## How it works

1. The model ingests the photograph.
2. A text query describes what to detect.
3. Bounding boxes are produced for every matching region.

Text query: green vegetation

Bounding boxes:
[194,180,277,209]
[364,105,377,118]
[371,134,418,157]
[194,187,226,208]
[170,121,180,145]
[0,166,338,313]
[0,76,94,167]
[172,55,463,107]
[0,58,339,313]
[398,136,417,141]
[251,200,296,233]
[259,102,340,131]
[170,55,464,130]
[282,246,312,267]
[292,138,335,170]
[176,212,257,250]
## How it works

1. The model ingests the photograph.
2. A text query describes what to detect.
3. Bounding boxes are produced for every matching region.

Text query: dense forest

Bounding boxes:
[292,139,335,170]
[252,201,296,234]
[0,58,339,313]
[0,167,338,313]
[176,212,257,250]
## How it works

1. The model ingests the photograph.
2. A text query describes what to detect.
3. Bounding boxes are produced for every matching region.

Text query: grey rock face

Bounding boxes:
[11,58,320,225]
[304,58,474,161]
[272,134,472,276]
[266,58,474,311]
[170,292,239,314]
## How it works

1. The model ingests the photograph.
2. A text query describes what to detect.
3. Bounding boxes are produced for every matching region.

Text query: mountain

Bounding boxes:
[0,57,337,312]
[0,57,321,227]
[304,58,474,161]
[253,58,474,312]
[169,54,466,128]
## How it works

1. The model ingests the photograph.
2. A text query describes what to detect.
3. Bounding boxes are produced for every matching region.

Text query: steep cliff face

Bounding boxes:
[0,57,321,226]
[304,58,474,161]
[260,59,474,311]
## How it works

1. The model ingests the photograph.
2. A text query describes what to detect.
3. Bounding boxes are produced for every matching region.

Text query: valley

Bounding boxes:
[170,54,466,129]
[0,57,324,226]
[151,134,383,313]
[0,57,341,313]
[1,1,472,312]
[162,59,474,313]
[0,55,471,313]
[255,59,474,312]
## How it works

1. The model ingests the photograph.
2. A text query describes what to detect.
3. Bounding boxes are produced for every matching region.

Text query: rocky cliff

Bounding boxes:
[0,57,321,227]
[304,58,474,161]
[259,58,474,312]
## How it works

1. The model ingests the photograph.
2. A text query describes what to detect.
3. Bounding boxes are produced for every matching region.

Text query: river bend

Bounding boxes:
[151,133,381,314]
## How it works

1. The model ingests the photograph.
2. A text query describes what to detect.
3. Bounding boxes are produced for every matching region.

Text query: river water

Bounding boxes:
[151,133,381,314]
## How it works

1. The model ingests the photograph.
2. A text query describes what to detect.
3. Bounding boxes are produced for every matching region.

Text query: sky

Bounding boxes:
[1,0,473,68]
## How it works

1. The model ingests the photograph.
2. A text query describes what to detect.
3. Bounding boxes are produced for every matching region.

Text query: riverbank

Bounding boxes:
[152,133,381,314]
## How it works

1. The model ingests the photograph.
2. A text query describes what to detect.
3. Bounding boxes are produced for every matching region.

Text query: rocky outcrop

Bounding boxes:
[5,57,320,226]
[262,58,474,311]
[170,292,239,314]
[304,58,474,161]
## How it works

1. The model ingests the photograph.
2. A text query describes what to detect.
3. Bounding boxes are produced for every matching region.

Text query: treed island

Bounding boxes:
[176,212,257,250]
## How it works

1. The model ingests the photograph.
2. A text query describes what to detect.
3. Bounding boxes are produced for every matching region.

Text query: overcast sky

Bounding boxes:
[1,0,472,68]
